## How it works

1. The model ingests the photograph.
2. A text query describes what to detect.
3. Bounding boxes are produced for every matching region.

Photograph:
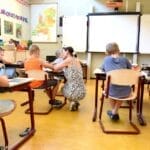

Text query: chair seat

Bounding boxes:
[109,93,137,101]
[0,100,16,117]
[102,91,137,101]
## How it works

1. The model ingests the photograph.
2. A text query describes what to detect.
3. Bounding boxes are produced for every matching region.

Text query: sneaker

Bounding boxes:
[19,127,30,137]
[69,101,80,111]
[75,101,80,110]
[49,99,62,107]
[107,110,120,121]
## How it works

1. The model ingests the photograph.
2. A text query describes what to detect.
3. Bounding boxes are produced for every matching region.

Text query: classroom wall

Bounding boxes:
[0,0,30,42]
[30,0,150,77]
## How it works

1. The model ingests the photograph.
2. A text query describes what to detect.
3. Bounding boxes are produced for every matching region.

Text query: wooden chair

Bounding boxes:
[99,69,141,134]
[0,99,16,149]
[24,70,54,115]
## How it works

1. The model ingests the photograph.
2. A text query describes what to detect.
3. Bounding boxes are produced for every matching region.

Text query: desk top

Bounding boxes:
[94,68,105,74]
[43,68,64,77]
[8,77,33,87]
[94,68,150,81]
[141,71,150,80]
[43,68,52,72]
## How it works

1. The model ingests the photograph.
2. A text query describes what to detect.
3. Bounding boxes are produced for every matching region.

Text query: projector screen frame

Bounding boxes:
[139,14,150,54]
[86,12,141,54]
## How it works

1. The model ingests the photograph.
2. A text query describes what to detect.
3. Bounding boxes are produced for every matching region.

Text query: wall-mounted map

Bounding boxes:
[31,4,57,42]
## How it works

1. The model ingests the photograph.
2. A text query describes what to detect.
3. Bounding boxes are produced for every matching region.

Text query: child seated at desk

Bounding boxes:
[101,42,132,121]
[52,49,64,65]
[24,45,62,107]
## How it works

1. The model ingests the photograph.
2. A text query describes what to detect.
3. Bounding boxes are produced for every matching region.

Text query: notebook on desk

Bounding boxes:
[94,68,105,74]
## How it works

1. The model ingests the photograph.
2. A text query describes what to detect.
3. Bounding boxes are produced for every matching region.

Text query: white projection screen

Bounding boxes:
[139,14,150,54]
[87,13,140,53]
[63,16,87,52]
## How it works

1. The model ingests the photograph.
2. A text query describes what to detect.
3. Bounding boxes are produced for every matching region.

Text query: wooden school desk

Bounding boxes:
[2,77,35,150]
[92,68,147,126]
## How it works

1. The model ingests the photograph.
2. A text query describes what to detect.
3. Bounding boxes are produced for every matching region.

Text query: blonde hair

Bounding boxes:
[29,45,40,55]
[55,49,63,58]
[106,42,120,55]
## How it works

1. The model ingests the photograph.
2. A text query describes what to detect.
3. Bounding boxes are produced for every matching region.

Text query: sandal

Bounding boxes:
[19,127,30,137]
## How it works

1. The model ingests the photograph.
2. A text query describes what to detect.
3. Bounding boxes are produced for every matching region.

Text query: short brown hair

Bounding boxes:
[106,42,120,55]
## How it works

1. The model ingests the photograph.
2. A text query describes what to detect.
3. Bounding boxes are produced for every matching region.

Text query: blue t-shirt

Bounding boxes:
[101,56,132,98]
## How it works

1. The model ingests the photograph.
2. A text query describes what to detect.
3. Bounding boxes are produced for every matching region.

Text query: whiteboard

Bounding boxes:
[87,13,140,53]
[62,16,87,52]
[139,14,150,54]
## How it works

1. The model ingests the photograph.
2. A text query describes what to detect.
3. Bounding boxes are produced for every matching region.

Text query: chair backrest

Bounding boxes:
[25,70,48,80]
[107,69,141,86]
[105,69,141,99]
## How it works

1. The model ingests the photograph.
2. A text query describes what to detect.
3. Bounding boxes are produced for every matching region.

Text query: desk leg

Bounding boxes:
[28,87,35,129]
[10,87,36,150]
[137,77,146,126]
[92,76,99,122]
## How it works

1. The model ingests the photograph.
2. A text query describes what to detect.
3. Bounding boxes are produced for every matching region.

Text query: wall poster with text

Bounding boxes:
[31,4,57,42]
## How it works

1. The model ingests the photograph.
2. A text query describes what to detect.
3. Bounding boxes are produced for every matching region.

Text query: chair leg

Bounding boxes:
[99,97,140,134]
[22,88,53,115]
[148,83,150,97]
[99,94,104,120]
[129,101,132,121]
[25,106,53,115]
[25,87,56,115]
[20,90,34,106]
[45,87,53,101]
[0,118,9,149]
[24,86,67,115]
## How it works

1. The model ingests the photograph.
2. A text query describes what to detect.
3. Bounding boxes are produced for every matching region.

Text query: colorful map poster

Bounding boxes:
[31,4,57,42]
